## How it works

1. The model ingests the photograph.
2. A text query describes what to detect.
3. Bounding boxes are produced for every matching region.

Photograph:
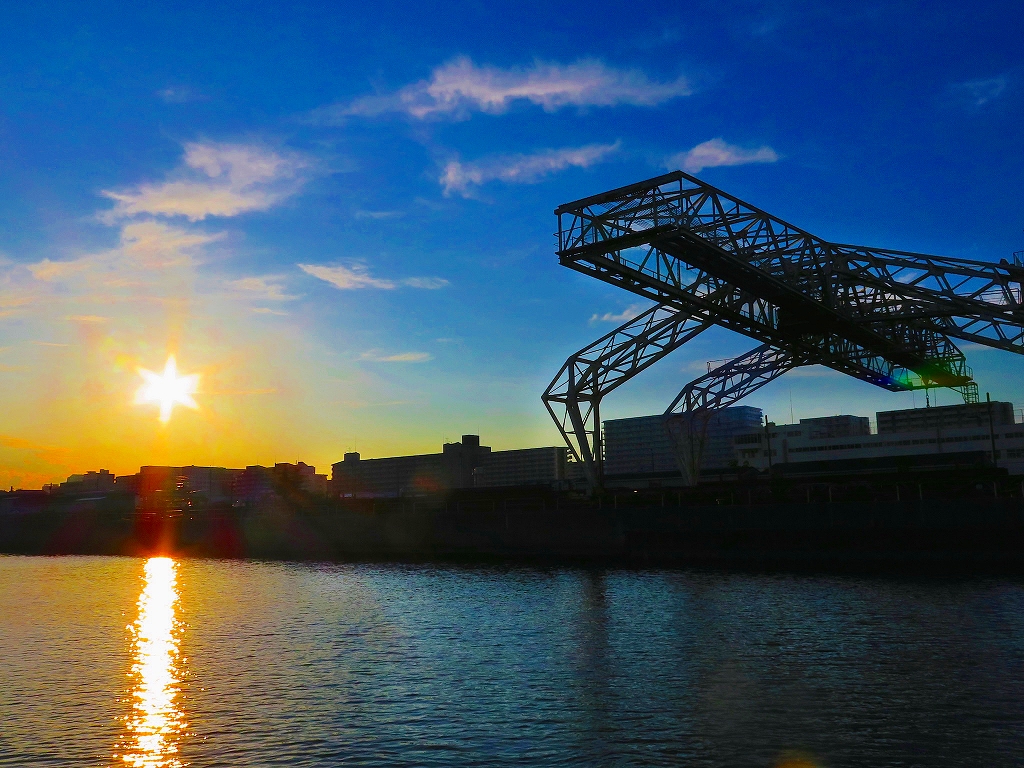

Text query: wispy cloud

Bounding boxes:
[956,341,999,352]
[156,85,208,104]
[101,142,313,222]
[354,209,403,220]
[360,350,432,363]
[0,294,33,319]
[298,263,397,289]
[441,142,619,197]
[951,75,1008,107]
[227,275,297,301]
[28,222,224,283]
[206,387,279,395]
[28,257,92,282]
[0,434,68,459]
[667,138,779,174]
[251,307,289,316]
[31,341,70,347]
[312,57,690,122]
[67,315,108,325]
[117,221,225,268]
[16,141,312,339]
[402,276,449,289]
[298,262,448,290]
[589,303,645,324]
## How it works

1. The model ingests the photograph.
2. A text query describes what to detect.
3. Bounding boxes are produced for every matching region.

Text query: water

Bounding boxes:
[2,556,1023,767]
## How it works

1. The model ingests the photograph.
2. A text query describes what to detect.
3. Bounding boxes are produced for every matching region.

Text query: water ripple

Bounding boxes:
[1,557,1023,766]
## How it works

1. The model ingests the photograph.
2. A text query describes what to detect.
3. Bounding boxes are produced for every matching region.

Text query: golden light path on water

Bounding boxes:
[117,557,187,768]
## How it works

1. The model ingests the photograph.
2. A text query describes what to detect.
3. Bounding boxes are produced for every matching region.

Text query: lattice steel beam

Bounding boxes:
[555,172,1024,364]
[542,304,714,485]
[664,344,800,484]
[545,171,1022,486]
[666,344,802,414]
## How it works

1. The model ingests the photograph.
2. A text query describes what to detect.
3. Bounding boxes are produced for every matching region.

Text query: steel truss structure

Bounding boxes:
[542,171,1024,486]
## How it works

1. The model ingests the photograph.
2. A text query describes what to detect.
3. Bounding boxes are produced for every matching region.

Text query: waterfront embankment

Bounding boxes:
[3,489,1024,571]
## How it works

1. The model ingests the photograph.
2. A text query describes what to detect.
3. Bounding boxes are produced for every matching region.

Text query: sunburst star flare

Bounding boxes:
[135,355,200,423]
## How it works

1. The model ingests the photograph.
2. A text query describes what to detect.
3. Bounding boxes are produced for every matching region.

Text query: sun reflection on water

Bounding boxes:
[117,557,186,768]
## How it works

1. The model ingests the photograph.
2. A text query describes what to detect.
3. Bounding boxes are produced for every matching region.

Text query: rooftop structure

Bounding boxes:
[332,436,569,497]
[733,401,1024,477]
[272,462,329,496]
[332,435,489,497]
[474,447,569,489]
[58,469,116,495]
[877,401,1014,434]
[133,465,244,509]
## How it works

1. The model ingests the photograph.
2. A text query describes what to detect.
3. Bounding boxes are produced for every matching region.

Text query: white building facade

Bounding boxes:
[733,405,1024,477]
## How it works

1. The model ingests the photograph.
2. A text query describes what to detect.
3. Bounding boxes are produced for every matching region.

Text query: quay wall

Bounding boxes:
[3,492,1024,571]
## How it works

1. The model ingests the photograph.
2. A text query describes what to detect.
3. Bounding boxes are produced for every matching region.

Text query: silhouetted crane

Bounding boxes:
[543,171,1024,485]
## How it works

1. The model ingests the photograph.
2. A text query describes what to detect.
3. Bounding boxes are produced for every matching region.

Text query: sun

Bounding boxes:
[135,355,200,423]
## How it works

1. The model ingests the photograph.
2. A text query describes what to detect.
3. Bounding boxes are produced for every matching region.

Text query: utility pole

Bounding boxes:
[987,392,998,468]
[764,414,773,477]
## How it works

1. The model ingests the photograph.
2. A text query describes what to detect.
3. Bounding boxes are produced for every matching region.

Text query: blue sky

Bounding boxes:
[1,0,1023,485]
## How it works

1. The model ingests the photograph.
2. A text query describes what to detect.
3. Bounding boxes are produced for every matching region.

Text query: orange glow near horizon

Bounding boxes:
[135,356,200,423]
[118,557,187,768]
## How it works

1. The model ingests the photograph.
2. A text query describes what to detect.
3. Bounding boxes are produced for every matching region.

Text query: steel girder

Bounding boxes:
[564,245,975,395]
[664,344,800,484]
[544,171,1024,486]
[555,171,1023,365]
[666,343,802,414]
[542,303,715,483]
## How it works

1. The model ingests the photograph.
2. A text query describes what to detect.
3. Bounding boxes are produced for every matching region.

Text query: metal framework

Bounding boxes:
[542,171,1024,486]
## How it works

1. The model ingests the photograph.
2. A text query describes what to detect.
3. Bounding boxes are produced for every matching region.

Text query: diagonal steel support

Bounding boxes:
[542,303,714,487]
[663,345,800,485]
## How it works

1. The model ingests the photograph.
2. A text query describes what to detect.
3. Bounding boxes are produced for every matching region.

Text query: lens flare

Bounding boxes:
[135,356,200,423]
[116,557,187,768]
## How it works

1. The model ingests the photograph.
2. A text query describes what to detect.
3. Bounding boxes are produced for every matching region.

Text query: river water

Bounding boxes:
[1,556,1023,767]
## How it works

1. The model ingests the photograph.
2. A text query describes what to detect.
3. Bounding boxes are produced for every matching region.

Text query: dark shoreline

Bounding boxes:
[4,490,1024,574]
